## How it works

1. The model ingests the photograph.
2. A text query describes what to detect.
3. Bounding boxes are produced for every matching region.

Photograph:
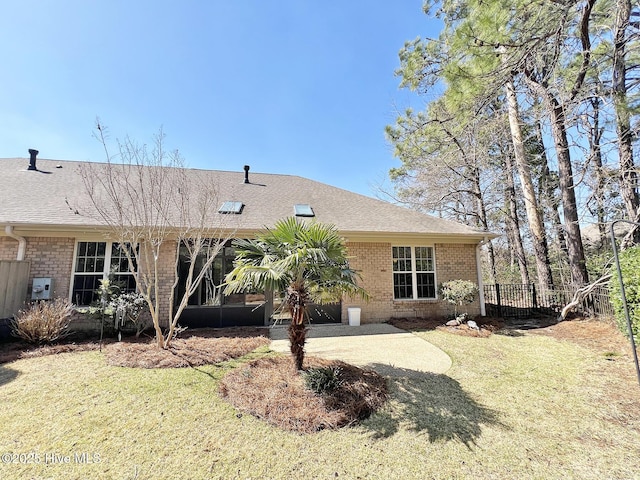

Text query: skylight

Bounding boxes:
[218,201,244,214]
[294,204,314,217]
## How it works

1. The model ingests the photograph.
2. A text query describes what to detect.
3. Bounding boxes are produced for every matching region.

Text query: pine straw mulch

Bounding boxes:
[103,327,270,368]
[0,338,109,364]
[0,327,270,368]
[388,316,505,338]
[528,316,635,355]
[219,355,388,434]
[389,315,638,358]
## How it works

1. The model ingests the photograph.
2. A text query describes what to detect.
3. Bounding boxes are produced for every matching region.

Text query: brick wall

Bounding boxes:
[343,241,480,323]
[0,236,75,301]
[0,237,19,260]
[1,235,481,328]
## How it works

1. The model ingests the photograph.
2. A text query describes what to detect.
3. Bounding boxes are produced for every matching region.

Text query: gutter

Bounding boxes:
[476,236,490,316]
[5,225,27,261]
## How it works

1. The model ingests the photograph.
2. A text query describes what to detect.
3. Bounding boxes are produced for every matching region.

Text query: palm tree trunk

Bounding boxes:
[287,286,308,370]
[288,323,307,371]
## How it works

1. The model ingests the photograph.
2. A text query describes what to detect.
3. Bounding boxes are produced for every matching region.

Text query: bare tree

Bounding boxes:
[76,122,234,348]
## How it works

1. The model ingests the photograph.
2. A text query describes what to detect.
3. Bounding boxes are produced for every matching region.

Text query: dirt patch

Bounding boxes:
[219,355,388,434]
[389,317,504,338]
[104,327,270,368]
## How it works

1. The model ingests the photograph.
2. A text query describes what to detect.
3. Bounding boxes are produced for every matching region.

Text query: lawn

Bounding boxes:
[1,319,639,479]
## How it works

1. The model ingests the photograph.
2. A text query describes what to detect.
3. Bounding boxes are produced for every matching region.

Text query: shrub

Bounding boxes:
[303,366,343,394]
[440,279,479,317]
[10,298,74,344]
[610,246,640,343]
[109,291,149,337]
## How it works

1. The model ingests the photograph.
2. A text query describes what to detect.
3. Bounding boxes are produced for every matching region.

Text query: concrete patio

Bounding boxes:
[269,323,452,376]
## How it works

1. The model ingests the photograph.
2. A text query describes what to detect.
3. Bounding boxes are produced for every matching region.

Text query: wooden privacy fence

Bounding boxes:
[483,283,614,319]
[0,260,30,318]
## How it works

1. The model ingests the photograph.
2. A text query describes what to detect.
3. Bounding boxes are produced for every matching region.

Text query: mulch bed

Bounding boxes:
[219,355,388,434]
[389,315,637,357]
[0,339,109,364]
[104,327,270,368]
[0,327,270,368]
[530,317,634,354]
[388,316,504,338]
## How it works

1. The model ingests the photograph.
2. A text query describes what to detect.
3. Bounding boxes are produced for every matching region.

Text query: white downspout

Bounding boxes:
[5,225,27,261]
[476,236,489,316]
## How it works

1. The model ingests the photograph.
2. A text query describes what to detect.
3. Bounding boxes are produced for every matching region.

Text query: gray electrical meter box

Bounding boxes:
[32,278,53,300]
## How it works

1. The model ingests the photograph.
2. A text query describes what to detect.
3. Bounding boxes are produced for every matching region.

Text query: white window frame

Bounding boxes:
[392,245,437,300]
[69,241,137,306]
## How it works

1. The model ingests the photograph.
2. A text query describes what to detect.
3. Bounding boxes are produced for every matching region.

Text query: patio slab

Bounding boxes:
[269,323,452,376]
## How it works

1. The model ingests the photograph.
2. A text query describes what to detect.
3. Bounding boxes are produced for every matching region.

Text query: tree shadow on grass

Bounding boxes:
[363,364,507,448]
[0,364,19,386]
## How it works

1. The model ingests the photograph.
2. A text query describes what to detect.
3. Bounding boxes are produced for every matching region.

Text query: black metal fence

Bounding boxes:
[483,284,615,319]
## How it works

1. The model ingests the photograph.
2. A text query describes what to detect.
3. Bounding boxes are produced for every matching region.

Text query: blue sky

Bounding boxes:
[0,1,439,198]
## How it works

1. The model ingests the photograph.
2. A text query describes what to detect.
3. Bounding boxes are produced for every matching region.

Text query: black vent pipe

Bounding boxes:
[28,149,39,171]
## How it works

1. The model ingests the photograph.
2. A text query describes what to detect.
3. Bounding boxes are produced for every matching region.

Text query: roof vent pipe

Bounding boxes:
[243,165,250,184]
[28,149,39,171]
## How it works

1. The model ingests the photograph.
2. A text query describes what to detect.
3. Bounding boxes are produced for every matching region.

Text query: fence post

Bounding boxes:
[532,284,538,310]
[495,283,502,317]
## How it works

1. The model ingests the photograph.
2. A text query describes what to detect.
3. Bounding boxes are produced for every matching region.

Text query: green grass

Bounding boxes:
[1,331,639,479]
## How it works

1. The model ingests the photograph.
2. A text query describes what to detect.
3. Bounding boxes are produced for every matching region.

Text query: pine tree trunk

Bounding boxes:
[588,97,607,246]
[504,76,554,289]
[534,117,568,258]
[504,152,530,284]
[613,0,639,245]
[471,163,497,282]
[546,96,589,286]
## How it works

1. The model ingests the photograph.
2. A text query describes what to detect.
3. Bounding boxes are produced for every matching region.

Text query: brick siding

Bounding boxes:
[2,236,480,329]
[343,241,480,324]
[0,236,75,300]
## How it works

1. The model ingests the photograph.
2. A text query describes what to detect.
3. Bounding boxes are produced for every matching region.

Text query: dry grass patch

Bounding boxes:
[104,327,270,368]
[219,355,388,433]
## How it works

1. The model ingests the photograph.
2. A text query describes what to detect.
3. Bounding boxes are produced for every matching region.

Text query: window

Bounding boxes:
[218,201,244,214]
[294,204,314,217]
[392,246,436,300]
[71,242,137,305]
[176,240,265,307]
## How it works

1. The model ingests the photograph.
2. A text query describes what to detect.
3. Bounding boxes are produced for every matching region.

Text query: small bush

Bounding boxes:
[10,298,74,344]
[610,246,640,343]
[109,291,149,337]
[440,279,478,317]
[304,366,343,394]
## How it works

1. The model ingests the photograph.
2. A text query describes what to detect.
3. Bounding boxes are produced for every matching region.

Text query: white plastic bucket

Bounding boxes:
[347,307,361,326]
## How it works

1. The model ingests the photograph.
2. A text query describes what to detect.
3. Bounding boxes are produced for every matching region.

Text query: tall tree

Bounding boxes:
[503,71,555,288]
[386,100,502,279]
[502,145,531,284]
[612,0,640,244]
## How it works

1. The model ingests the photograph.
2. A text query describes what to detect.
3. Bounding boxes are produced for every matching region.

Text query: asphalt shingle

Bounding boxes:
[0,157,489,239]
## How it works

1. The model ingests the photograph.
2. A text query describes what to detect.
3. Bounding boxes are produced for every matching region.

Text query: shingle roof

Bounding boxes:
[0,157,490,240]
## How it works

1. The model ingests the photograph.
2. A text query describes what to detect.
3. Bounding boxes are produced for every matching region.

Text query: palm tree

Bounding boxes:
[224,217,369,371]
